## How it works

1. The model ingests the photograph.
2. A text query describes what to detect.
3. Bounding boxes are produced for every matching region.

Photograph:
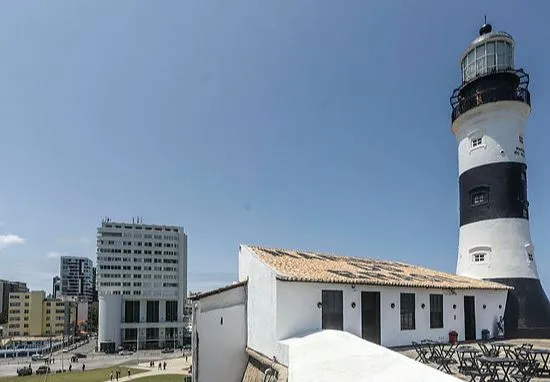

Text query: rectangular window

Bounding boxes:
[473,253,486,262]
[429,294,444,329]
[400,293,415,330]
[471,191,488,206]
[146,301,159,323]
[166,301,178,322]
[519,136,524,144]
[471,137,483,148]
[527,253,534,261]
[124,301,140,323]
[321,290,343,330]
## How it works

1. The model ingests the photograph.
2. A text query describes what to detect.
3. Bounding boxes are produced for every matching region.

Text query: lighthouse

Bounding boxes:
[451,23,550,337]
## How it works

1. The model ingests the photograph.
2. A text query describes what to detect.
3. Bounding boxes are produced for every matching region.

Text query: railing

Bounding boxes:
[451,86,531,122]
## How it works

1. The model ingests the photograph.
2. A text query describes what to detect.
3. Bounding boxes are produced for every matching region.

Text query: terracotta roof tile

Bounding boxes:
[247,245,511,290]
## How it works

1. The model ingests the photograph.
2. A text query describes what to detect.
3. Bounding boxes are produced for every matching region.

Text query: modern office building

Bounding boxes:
[52,276,61,299]
[0,280,29,324]
[6,290,77,338]
[96,218,188,352]
[60,256,94,302]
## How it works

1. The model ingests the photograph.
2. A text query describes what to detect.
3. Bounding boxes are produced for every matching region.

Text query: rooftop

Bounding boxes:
[246,245,511,290]
[189,280,248,300]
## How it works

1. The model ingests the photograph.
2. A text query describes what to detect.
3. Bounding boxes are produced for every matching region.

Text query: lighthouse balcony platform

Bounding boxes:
[451,69,531,122]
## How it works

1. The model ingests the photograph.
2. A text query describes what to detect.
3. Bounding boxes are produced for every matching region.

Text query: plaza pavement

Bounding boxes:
[100,357,191,381]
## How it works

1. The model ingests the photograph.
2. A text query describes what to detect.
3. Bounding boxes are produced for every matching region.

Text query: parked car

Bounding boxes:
[118,350,133,356]
[74,352,87,359]
[62,348,69,353]
[31,354,42,361]
[35,366,50,375]
[161,348,174,354]
[16,366,32,376]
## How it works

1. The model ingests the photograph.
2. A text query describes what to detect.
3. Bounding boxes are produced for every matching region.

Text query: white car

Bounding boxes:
[118,350,133,356]
[62,348,69,353]
[31,354,42,361]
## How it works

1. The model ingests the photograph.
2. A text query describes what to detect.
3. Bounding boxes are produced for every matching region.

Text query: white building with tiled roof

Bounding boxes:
[191,245,510,382]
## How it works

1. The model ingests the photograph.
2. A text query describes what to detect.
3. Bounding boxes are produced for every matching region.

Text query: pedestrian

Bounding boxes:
[128,369,131,378]
[69,364,72,372]
[163,361,166,370]
[116,369,119,381]
[158,362,162,370]
[110,371,113,381]
[82,363,85,372]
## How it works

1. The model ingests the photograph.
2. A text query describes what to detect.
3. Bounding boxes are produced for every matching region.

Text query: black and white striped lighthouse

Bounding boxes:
[450,23,550,337]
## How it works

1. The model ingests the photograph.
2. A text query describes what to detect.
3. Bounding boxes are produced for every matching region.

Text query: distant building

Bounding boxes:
[191,245,510,382]
[52,276,61,299]
[92,266,98,302]
[60,256,94,302]
[7,291,77,337]
[0,280,29,324]
[96,218,188,353]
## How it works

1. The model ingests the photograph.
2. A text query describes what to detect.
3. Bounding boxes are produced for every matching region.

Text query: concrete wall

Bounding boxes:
[194,285,247,382]
[275,280,507,350]
[239,245,278,359]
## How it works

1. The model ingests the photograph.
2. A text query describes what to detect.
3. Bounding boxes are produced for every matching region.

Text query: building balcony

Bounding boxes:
[450,68,530,122]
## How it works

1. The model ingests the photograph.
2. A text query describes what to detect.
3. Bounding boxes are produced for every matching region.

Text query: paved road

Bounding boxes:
[0,344,187,378]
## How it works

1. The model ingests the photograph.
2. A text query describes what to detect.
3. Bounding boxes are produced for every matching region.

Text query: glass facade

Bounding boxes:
[462,40,514,82]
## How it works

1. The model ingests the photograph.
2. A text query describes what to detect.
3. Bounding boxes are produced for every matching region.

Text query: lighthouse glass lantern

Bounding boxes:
[450,23,550,338]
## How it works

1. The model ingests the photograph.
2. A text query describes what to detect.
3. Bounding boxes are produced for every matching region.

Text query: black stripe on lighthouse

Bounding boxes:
[459,162,529,226]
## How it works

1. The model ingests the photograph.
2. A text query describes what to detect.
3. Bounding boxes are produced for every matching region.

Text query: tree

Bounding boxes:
[88,302,98,333]
[0,310,7,325]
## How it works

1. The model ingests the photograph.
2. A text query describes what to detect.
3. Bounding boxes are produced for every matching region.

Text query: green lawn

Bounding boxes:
[128,375,185,382]
[0,366,144,382]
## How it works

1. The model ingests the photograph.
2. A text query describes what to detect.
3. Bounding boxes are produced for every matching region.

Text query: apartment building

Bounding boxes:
[0,280,29,324]
[96,218,187,352]
[60,256,94,302]
[6,291,76,337]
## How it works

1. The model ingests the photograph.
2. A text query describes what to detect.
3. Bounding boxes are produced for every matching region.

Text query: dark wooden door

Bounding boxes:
[464,296,476,341]
[361,292,381,344]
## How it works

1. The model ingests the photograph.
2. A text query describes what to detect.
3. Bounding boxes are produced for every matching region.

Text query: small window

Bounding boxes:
[527,253,534,261]
[471,137,483,148]
[519,136,524,144]
[473,253,486,262]
[429,294,444,329]
[471,188,489,206]
[400,293,415,330]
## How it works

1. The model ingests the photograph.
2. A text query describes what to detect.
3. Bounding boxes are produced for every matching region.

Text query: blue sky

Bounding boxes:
[1,1,550,294]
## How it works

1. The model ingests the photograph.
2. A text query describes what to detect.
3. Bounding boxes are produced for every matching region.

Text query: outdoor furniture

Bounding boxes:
[491,343,515,358]
[456,347,480,375]
[510,358,537,382]
[412,341,430,364]
[460,357,493,382]
[425,341,457,374]
[479,342,499,357]
[525,348,550,377]
[477,356,517,382]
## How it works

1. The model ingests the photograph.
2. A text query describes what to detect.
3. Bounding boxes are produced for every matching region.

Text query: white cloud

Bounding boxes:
[0,234,24,250]
[46,251,67,259]
[56,236,90,245]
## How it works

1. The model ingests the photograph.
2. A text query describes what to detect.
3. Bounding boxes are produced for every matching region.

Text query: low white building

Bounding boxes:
[191,245,511,382]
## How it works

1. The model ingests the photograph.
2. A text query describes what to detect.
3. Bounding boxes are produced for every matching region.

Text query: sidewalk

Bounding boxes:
[102,357,191,382]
